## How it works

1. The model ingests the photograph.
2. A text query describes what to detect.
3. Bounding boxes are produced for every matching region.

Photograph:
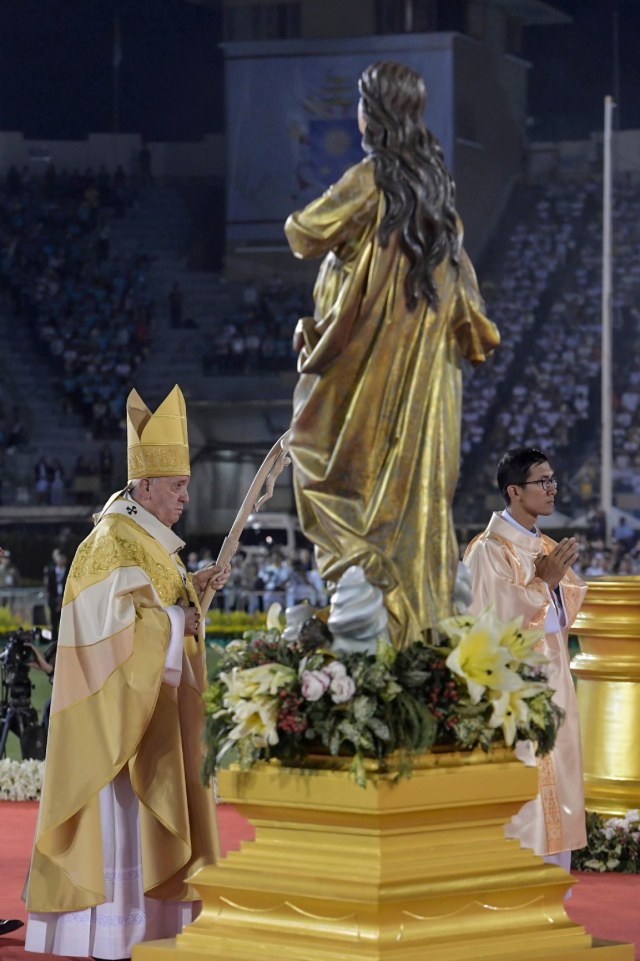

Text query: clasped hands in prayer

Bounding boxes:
[534,538,579,592]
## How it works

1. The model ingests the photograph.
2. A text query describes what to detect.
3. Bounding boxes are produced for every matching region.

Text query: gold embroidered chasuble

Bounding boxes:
[26,498,217,913]
[285,158,499,649]
[464,512,587,856]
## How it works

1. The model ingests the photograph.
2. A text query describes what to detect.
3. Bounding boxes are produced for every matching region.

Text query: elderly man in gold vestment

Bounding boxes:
[464,447,587,870]
[25,385,230,959]
[285,61,499,649]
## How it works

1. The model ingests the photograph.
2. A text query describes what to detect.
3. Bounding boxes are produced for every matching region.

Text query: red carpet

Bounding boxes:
[2,801,639,958]
[0,801,254,961]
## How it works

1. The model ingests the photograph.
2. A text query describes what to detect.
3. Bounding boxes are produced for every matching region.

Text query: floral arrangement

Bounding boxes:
[0,758,44,801]
[202,606,564,787]
[572,810,640,873]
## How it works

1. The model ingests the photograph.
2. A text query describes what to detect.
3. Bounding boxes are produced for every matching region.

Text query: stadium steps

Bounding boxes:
[108,184,253,402]
[0,297,109,497]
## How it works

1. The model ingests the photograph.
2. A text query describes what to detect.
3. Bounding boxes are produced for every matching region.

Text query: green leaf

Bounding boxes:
[353,695,377,723]
[367,717,391,742]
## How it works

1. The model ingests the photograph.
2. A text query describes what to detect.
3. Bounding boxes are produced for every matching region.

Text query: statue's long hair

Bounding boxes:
[359,60,459,311]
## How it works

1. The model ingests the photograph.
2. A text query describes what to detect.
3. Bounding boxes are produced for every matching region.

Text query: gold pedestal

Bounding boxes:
[133,751,632,961]
[572,575,640,815]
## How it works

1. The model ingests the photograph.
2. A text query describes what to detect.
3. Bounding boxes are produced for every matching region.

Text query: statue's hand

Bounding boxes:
[292,320,305,354]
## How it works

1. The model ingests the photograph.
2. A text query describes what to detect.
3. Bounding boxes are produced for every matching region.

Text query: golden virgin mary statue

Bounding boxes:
[285,61,499,649]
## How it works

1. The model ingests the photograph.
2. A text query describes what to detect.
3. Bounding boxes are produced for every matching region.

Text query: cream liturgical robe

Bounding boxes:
[464,512,587,856]
[25,496,218,958]
[285,158,500,649]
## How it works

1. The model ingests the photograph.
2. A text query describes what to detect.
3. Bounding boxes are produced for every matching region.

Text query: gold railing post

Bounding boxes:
[572,575,640,815]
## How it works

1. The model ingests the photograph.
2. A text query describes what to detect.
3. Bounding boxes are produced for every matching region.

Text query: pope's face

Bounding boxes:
[144,475,190,527]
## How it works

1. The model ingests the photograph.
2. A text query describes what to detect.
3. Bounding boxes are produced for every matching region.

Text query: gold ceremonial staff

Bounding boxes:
[198,430,292,617]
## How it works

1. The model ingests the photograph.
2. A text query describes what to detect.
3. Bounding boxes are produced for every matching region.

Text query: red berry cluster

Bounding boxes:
[244,636,274,666]
[277,691,308,734]
[426,662,460,725]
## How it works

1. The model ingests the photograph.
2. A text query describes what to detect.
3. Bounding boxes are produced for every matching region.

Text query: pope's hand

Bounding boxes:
[177,598,201,636]
[192,563,232,600]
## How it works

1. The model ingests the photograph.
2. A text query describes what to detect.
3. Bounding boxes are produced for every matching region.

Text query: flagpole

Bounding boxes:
[601,95,615,544]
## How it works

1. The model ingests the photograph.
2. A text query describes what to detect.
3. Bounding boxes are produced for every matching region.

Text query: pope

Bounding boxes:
[25,385,230,960]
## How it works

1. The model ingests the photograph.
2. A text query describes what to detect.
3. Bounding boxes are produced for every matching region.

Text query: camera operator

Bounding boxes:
[0,626,48,759]
[26,643,54,730]
[43,550,68,642]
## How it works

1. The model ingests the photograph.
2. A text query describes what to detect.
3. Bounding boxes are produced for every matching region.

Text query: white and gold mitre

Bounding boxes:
[126,385,190,480]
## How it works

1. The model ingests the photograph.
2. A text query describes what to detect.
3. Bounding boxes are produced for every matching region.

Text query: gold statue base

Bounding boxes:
[573,575,640,814]
[133,751,633,961]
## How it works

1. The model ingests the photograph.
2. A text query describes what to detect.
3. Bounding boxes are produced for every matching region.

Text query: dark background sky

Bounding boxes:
[0,0,638,142]
[524,0,640,140]
[0,0,224,140]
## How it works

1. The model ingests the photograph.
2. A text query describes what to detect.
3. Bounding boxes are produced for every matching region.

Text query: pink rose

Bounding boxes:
[301,669,331,702]
[330,674,356,704]
[323,661,348,679]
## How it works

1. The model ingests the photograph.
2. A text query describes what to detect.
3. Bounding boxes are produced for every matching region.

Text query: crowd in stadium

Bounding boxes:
[201,276,305,375]
[0,164,152,440]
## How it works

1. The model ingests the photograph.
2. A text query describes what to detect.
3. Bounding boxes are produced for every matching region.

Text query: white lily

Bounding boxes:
[498,615,546,668]
[222,663,296,702]
[227,694,280,747]
[266,603,283,631]
[444,607,522,704]
[488,685,542,746]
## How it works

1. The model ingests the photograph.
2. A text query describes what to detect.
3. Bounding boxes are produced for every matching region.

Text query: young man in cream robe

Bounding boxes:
[25,385,230,959]
[464,447,586,870]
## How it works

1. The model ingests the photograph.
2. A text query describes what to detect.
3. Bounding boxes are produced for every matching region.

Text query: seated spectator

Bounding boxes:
[34,456,52,505]
[0,549,20,587]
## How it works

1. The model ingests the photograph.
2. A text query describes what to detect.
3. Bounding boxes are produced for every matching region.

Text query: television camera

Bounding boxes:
[0,627,49,760]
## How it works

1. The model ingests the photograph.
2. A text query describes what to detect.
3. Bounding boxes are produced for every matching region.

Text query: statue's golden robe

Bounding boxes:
[285,158,499,648]
[464,512,587,856]
[26,498,217,914]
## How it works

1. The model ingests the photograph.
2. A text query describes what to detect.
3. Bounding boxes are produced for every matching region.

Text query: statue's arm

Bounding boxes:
[451,248,500,366]
[285,159,378,260]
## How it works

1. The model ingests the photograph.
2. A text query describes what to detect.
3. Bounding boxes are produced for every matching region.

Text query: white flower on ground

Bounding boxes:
[0,758,44,801]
